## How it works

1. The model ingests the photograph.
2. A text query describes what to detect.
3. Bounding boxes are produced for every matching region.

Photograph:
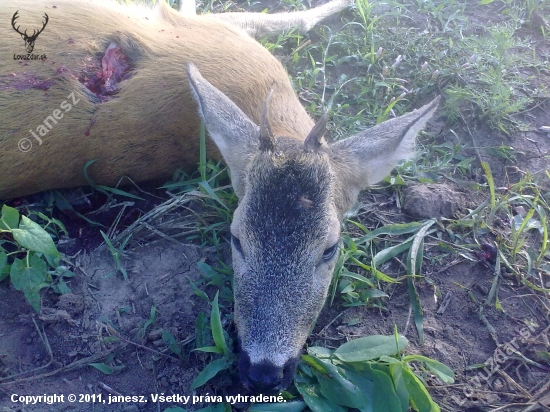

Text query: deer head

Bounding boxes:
[187,63,439,394]
[11,11,49,53]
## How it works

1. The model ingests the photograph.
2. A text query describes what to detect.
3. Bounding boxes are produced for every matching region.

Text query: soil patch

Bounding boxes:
[0,242,221,412]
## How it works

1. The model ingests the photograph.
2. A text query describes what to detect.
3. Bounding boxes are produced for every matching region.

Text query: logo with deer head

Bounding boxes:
[11,11,49,53]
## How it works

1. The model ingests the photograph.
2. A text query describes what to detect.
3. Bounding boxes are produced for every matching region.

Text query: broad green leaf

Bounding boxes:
[334,335,408,362]
[379,356,401,364]
[53,279,72,295]
[211,292,229,355]
[0,205,19,230]
[402,367,440,412]
[390,363,411,412]
[307,347,334,359]
[294,374,347,412]
[301,355,330,374]
[90,363,114,374]
[44,253,60,270]
[402,356,455,383]
[479,0,494,5]
[190,356,233,389]
[10,253,47,292]
[162,330,182,357]
[367,365,403,412]
[12,216,60,257]
[317,361,368,409]
[340,369,374,412]
[23,287,42,312]
[0,250,8,282]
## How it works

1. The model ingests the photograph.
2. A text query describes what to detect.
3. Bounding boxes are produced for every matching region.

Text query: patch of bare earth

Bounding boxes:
[0,242,223,412]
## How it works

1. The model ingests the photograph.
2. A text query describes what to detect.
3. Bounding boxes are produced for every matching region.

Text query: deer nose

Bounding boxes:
[247,363,283,393]
[239,351,298,394]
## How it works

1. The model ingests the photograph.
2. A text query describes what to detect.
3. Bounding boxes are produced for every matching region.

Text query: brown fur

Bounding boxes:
[0,0,314,198]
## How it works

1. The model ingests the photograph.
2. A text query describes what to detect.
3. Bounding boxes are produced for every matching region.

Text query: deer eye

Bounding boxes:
[231,234,244,255]
[322,243,339,262]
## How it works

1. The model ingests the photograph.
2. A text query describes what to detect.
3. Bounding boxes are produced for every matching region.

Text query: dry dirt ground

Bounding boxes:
[1,0,550,412]
[0,242,215,412]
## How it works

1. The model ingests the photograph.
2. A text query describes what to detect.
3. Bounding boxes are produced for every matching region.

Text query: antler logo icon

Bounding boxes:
[11,11,49,53]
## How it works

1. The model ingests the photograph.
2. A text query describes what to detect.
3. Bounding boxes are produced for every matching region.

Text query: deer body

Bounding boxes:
[1,0,439,393]
[0,0,313,199]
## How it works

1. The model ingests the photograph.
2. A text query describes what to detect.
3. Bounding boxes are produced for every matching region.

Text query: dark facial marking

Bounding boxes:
[243,146,332,262]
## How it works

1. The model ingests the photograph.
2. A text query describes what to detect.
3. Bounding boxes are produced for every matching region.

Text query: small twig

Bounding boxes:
[99,381,123,396]
[497,369,532,399]
[437,291,453,314]
[317,309,348,337]
[142,222,188,255]
[106,325,180,362]
[0,318,53,384]
[490,403,537,411]
[531,377,550,399]
[0,350,114,387]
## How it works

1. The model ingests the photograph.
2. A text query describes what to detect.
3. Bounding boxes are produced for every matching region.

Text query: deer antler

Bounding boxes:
[11,11,25,36]
[11,11,49,39]
[35,13,49,38]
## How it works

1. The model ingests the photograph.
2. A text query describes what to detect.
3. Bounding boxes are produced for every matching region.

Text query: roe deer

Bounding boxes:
[0,0,439,393]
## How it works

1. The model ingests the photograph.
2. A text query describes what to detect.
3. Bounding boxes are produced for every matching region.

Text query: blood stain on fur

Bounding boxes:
[0,73,54,90]
[80,42,132,101]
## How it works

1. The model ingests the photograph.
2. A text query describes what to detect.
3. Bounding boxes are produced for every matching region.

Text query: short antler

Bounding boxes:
[303,111,328,151]
[259,89,275,151]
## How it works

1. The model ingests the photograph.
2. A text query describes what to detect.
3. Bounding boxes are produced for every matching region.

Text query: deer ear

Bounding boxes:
[328,98,440,213]
[187,63,259,198]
